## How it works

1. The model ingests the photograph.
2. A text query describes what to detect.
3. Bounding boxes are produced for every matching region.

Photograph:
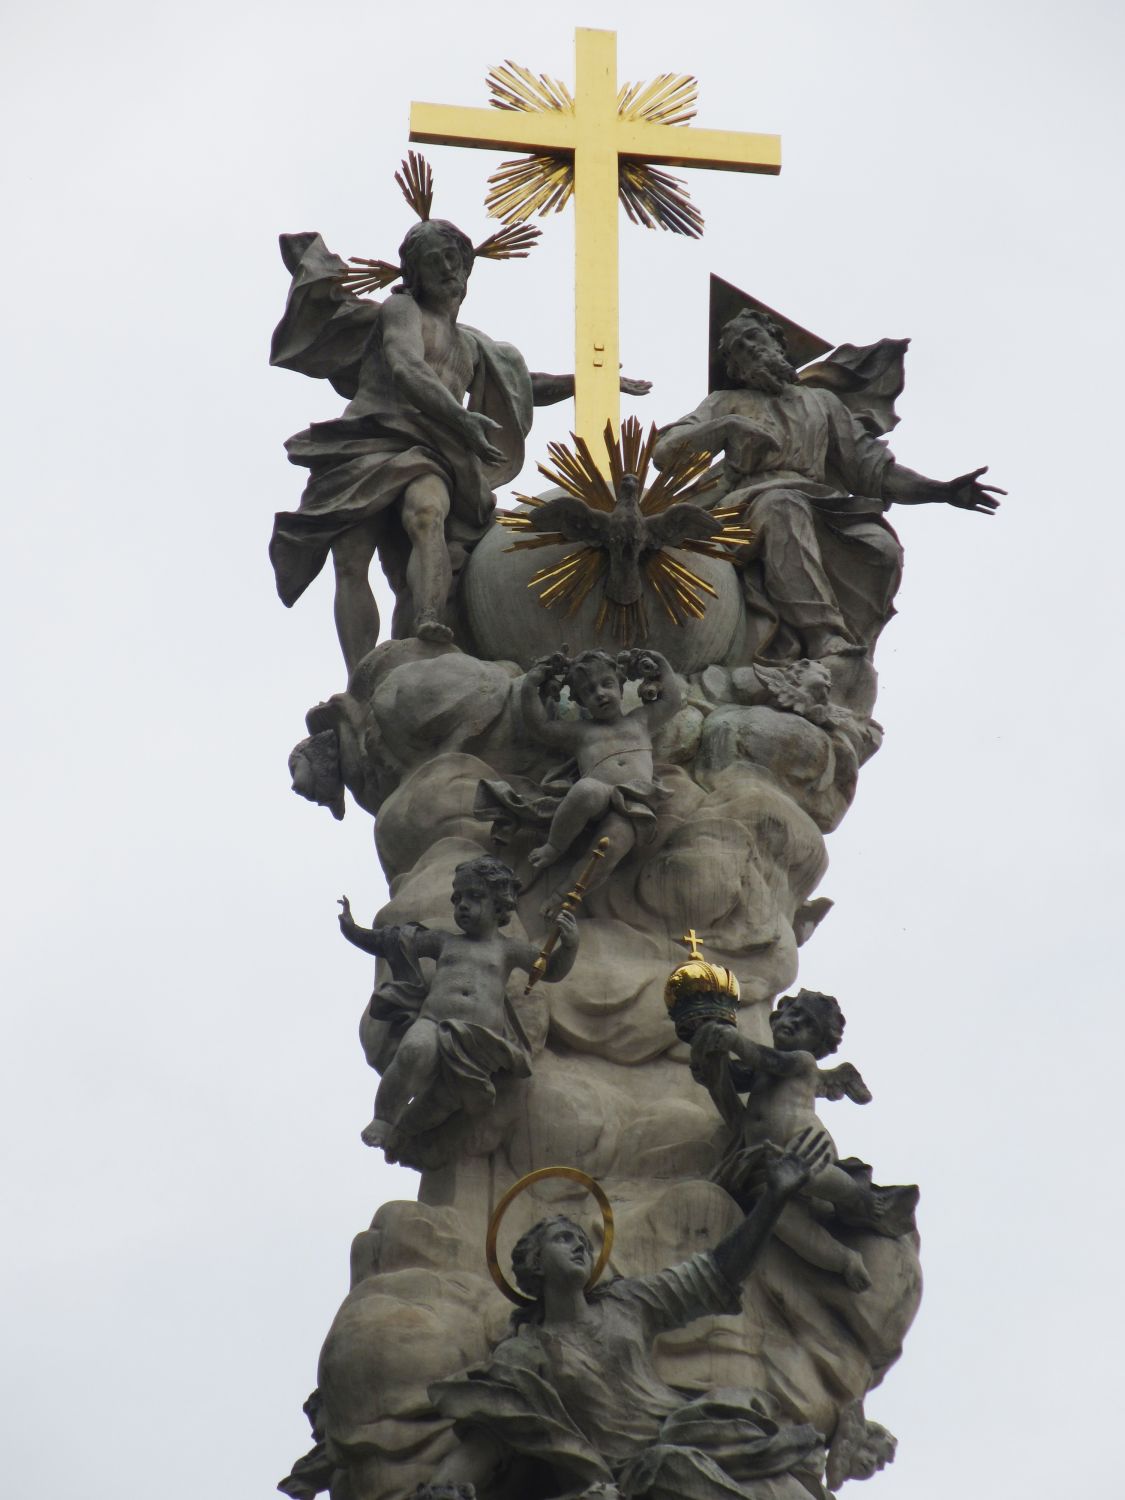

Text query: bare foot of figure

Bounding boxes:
[842,1251,873,1292]
[360,1117,391,1150]
[415,616,454,644]
[528,842,562,870]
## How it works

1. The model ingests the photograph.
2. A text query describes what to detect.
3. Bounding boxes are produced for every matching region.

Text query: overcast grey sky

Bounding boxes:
[3,2,1123,1496]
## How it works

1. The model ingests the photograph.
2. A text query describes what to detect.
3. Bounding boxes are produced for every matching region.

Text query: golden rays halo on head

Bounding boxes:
[497,417,754,645]
[484,63,705,236]
[335,150,542,297]
[485,1165,615,1307]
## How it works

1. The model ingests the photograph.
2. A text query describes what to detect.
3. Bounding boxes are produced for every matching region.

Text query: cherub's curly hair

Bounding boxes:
[566,650,626,697]
[397,219,474,293]
[770,989,846,1059]
[452,855,519,925]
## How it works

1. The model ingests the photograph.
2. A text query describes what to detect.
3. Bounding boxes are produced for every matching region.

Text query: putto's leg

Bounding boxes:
[402,475,454,642]
[540,812,635,917]
[774,1202,872,1291]
[529,779,614,869]
[365,1019,442,1147]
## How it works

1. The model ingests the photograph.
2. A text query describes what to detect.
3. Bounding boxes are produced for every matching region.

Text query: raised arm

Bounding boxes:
[520,661,578,750]
[337,895,387,957]
[688,1025,749,1132]
[627,650,683,730]
[338,897,445,964]
[710,1130,832,1287]
[380,296,504,465]
[691,1021,804,1100]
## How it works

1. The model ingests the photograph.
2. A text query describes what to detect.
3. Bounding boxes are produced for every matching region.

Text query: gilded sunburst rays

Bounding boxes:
[335,152,542,297]
[484,62,704,237]
[498,419,753,644]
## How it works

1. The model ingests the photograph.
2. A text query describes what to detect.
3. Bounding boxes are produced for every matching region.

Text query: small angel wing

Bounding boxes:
[817,1062,872,1104]
[643,501,723,548]
[525,496,613,545]
[752,660,803,712]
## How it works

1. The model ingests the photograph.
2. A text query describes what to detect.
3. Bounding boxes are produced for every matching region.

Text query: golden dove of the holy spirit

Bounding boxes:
[409,26,781,455]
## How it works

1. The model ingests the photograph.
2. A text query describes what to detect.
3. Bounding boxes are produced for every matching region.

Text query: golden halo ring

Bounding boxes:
[485,1166,615,1307]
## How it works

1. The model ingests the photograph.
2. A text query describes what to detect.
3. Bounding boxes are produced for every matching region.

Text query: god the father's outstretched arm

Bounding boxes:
[709,1129,832,1287]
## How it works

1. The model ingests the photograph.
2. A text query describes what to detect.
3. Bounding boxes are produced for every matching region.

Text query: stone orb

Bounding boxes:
[463,518,746,674]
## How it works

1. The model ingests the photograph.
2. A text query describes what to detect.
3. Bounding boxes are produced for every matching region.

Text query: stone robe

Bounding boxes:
[658,380,904,658]
[268,232,533,617]
[430,1253,825,1500]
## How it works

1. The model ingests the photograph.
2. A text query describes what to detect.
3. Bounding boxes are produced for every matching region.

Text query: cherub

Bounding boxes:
[528,647,683,903]
[338,855,577,1160]
[691,989,918,1292]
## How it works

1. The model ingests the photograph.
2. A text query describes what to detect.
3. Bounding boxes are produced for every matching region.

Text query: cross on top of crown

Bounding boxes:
[680,929,705,960]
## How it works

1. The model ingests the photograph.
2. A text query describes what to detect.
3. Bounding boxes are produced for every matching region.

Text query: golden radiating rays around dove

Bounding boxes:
[498,418,753,645]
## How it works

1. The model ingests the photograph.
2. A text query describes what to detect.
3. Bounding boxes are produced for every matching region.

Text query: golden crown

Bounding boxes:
[664,930,742,1041]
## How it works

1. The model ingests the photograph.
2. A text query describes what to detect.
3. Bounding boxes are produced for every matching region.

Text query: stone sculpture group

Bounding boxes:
[269,142,999,1500]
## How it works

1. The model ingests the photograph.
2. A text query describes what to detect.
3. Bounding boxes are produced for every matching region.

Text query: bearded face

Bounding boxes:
[721,317,797,395]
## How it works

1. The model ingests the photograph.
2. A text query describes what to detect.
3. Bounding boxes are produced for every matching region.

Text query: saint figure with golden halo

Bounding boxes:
[419,1134,833,1500]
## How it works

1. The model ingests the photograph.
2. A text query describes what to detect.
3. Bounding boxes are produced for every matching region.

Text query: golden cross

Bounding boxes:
[410,27,780,460]
[681,928,705,960]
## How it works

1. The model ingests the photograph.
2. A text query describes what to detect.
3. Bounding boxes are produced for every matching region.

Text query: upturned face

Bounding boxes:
[537,1221,592,1289]
[412,230,469,303]
[573,669,623,721]
[450,875,496,936]
[769,1000,824,1053]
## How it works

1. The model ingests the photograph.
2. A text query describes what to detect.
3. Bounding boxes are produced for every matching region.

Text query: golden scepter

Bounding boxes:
[524,836,609,994]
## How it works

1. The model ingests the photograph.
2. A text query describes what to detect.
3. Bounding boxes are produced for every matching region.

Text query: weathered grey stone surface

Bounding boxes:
[282,589,919,1500]
[300,1119,917,1499]
[268,227,653,672]
[464,523,747,672]
[420,1143,832,1500]
[338,854,576,1167]
[266,256,993,1497]
[654,311,1000,664]
[691,994,918,1293]
[276,594,914,1497]
[269,228,535,669]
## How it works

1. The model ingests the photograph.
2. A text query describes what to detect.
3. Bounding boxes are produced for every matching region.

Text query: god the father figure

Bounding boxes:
[654,310,1001,661]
